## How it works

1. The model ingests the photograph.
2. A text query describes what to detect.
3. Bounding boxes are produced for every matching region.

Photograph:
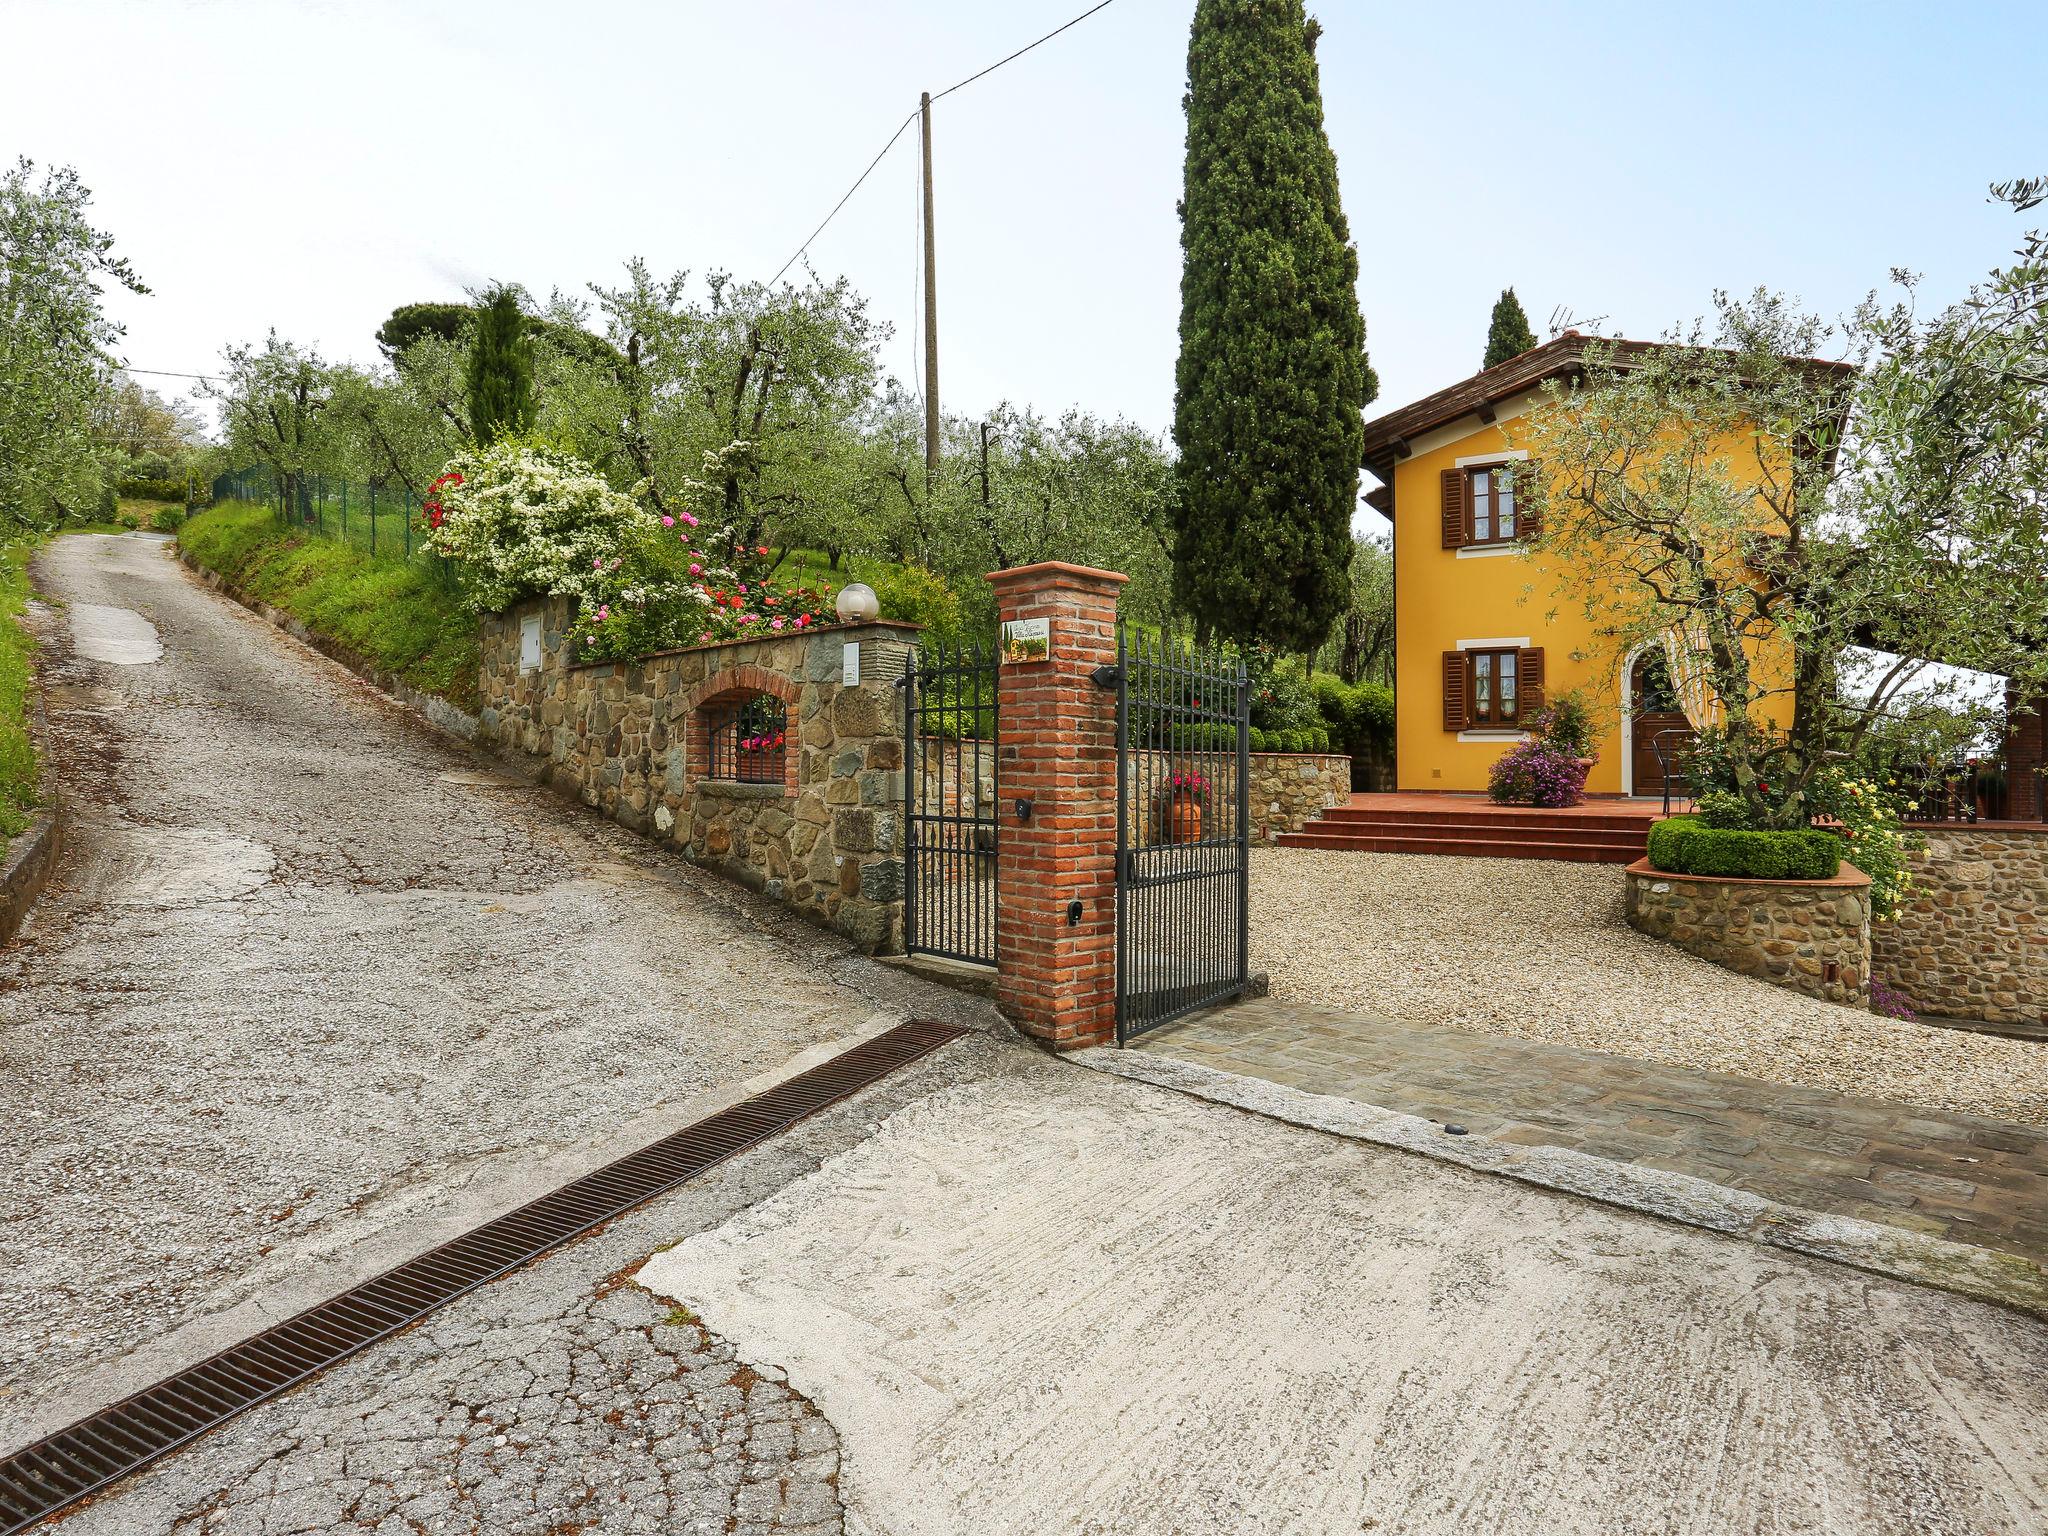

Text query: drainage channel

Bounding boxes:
[0,1018,967,1534]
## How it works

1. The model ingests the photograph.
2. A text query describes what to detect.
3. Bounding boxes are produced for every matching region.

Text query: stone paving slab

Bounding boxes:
[1140,996,2048,1270]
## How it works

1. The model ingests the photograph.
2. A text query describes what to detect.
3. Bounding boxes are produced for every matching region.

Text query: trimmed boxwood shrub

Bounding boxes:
[1646,816,1845,881]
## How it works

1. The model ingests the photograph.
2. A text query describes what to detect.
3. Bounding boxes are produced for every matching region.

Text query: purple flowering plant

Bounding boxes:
[1487,737,1589,808]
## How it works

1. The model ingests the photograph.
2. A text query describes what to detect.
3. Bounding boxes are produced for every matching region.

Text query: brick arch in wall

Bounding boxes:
[683,665,802,796]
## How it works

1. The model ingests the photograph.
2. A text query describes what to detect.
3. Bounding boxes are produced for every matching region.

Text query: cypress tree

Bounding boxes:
[1483,287,1538,370]
[465,283,536,444]
[1171,0,1364,651]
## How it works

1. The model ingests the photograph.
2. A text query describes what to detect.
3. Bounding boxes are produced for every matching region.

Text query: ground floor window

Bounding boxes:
[1470,649,1519,724]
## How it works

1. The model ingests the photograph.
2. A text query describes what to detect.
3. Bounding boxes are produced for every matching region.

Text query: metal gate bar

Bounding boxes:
[0,1020,967,1536]
[902,641,999,966]
[1114,628,1249,1043]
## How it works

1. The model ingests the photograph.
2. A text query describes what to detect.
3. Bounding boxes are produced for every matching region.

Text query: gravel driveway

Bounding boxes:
[0,533,938,1444]
[1251,846,2048,1125]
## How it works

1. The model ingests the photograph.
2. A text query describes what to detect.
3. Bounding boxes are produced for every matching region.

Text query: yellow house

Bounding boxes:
[1361,333,1828,798]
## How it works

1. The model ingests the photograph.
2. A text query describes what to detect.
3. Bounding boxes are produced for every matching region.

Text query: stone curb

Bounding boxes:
[1072,1047,2048,1322]
[177,547,485,743]
[0,806,60,946]
[1,593,64,945]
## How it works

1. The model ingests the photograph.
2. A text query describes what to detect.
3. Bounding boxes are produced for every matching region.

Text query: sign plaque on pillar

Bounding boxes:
[1000,616,1051,664]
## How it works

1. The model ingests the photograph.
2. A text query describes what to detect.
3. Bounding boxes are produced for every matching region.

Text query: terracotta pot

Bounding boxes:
[1167,793,1204,844]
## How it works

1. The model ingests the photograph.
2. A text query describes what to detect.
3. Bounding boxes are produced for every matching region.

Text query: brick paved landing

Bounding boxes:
[1140,997,2048,1269]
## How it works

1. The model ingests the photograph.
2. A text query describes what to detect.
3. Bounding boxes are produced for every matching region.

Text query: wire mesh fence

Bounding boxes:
[211,466,450,571]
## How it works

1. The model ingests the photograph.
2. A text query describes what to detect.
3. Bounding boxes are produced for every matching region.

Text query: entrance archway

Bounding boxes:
[1629,649,1694,798]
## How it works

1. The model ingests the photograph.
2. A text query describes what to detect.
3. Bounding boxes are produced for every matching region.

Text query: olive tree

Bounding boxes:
[1512,197,2048,826]
[0,159,146,526]
[203,332,333,518]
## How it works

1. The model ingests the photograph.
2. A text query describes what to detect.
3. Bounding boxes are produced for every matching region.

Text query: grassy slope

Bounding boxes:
[179,501,480,710]
[0,539,39,847]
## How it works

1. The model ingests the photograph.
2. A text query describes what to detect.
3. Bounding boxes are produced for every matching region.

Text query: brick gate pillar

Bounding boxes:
[987,561,1128,1050]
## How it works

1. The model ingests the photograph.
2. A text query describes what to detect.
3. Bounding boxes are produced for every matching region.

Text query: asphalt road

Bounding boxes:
[10,534,2046,1536]
[0,533,942,1450]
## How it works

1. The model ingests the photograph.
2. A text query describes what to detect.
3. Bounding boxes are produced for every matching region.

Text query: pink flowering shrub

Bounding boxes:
[1487,737,1589,808]
[424,440,836,661]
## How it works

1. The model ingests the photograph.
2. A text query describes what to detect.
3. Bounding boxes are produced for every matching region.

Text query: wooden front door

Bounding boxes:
[1631,653,1694,795]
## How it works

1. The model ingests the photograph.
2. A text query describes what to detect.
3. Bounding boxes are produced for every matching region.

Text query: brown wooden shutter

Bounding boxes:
[1517,647,1545,721]
[1442,651,1470,730]
[1440,468,1467,549]
[1516,458,1541,539]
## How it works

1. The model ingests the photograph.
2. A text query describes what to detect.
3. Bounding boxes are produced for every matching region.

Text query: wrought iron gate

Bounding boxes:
[902,640,1000,965]
[1112,629,1250,1042]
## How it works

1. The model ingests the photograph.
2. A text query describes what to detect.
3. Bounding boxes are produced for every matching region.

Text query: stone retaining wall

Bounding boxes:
[1624,858,1872,1007]
[1875,825,2047,1025]
[1116,750,1351,844]
[1248,752,1352,841]
[476,596,920,952]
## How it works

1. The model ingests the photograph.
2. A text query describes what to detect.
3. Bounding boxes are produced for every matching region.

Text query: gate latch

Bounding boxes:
[1090,663,1121,690]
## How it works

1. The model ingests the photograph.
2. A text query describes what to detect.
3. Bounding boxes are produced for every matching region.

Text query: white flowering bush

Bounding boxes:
[1805,767,1923,921]
[422,437,840,661]
[423,440,656,613]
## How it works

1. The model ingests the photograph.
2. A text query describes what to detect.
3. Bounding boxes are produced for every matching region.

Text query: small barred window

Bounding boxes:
[705,693,789,784]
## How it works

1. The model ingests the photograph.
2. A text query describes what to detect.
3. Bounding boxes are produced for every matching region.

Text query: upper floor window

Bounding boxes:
[1440,460,1537,550]
[1467,465,1517,545]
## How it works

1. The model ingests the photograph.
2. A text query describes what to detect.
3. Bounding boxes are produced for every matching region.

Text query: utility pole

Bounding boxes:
[920,90,940,493]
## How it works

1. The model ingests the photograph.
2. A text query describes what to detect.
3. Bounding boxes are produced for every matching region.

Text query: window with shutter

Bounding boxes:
[1514,459,1541,538]
[1440,469,1466,549]
[1442,651,1469,730]
[1517,647,1546,719]
[1466,649,1524,725]
[1464,466,1520,545]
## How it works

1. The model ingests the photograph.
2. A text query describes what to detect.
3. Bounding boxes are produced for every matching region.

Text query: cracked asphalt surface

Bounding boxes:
[48,1026,999,1536]
[0,533,954,1455]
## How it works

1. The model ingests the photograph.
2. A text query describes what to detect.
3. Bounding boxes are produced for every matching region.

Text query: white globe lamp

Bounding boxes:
[835,582,880,624]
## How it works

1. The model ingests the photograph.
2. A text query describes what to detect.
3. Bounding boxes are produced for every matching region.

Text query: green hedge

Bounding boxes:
[1646,817,1845,881]
[1311,673,1393,758]
[115,477,191,503]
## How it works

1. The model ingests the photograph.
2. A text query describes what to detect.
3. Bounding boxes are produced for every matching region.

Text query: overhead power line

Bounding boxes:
[770,109,919,286]
[121,367,223,382]
[768,0,1118,285]
[929,0,1116,104]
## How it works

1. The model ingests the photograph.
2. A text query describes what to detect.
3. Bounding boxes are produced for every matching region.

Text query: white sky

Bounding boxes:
[6,0,2044,499]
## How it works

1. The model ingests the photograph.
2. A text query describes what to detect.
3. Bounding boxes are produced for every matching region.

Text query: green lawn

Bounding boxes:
[0,539,41,852]
[179,501,481,710]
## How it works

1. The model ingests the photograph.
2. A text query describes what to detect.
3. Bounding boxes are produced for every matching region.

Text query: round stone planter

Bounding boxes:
[1623,857,1872,1007]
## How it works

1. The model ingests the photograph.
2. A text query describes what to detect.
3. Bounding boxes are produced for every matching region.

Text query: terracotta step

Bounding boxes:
[1317,805,1663,832]
[1314,816,1649,846]
[1272,829,1640,863]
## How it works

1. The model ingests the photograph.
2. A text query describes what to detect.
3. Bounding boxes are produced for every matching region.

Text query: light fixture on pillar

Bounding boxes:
[835,583,879,624]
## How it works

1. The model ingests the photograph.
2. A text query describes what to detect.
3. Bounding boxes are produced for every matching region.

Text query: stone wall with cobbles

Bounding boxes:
[1874,825,2048,1025]
[1248,752,1351,841]
[476,596,921,952]
[1624,859,1872,1006]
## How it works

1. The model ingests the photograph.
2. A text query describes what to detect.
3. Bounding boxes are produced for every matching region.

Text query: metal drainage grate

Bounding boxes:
[0,1018,967,1535]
